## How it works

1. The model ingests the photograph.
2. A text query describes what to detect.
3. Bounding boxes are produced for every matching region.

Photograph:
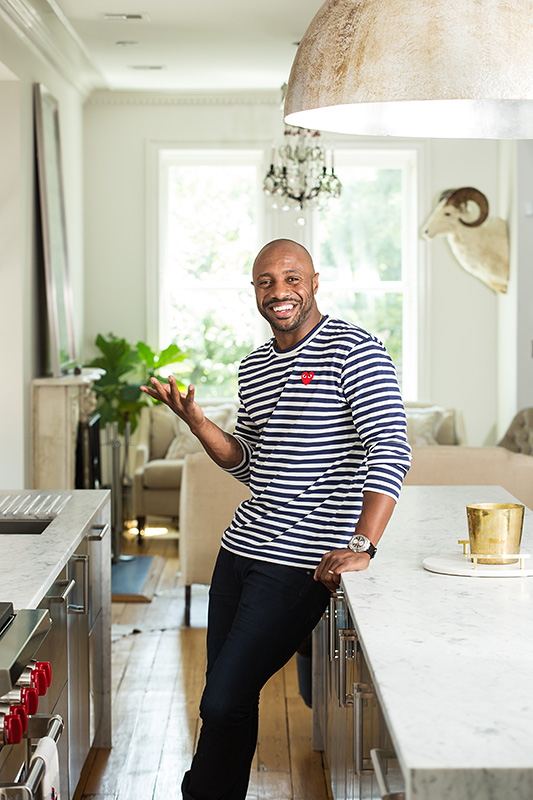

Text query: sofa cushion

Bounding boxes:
[150,405,177,460]
[165,403,238,460]
[143,458,184,489]
[406,406,444,446]
[435,409,456,445]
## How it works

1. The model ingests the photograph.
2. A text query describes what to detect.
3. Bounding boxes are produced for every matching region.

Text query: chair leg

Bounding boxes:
[136,516,146,543]
[184,585,191,627]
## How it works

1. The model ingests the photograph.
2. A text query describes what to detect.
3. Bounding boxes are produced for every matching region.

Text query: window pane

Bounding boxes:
[166,164,257,286]
[169,289,255,398]
[318,167,402,284]
[160,157,260,398]
[320,289,403,384]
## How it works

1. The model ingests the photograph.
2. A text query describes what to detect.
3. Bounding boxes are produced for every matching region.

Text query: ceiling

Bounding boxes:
[53,0,325,92]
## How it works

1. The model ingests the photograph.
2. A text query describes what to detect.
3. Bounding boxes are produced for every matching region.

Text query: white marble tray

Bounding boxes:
[423,552,533,578]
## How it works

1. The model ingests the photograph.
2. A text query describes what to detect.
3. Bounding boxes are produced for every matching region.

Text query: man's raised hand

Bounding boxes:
[140,376,205,433]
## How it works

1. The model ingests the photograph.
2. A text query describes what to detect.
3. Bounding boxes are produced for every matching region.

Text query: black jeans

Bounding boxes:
[181,547,330,800]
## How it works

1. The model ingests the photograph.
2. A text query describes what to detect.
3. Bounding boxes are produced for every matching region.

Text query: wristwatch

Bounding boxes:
[348,533,377,559]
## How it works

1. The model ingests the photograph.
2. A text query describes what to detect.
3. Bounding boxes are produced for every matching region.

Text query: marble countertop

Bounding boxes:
[0,489,110,610]
[342,484,533,800]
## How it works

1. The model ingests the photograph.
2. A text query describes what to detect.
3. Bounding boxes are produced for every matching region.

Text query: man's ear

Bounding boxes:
[313,272,319,294]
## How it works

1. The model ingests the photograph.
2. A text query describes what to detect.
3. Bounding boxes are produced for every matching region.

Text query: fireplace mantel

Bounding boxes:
[32,371,101,489]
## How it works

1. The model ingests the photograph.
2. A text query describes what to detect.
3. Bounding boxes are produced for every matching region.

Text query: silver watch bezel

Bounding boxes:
[348,534,376,556]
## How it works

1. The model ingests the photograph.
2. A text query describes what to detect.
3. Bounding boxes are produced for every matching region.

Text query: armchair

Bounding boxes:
[133,400,239,533]
[179,452,250,625]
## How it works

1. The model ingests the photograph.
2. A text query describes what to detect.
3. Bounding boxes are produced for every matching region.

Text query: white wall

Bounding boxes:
[0,78,24,487]
[423,139,501,445]
[0,23,85,487]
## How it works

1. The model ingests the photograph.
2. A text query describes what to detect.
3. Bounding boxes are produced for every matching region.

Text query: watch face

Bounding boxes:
[351,534,368,552]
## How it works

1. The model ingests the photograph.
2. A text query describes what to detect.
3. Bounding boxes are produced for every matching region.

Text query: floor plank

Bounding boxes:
[257,668,290,773]
[287,696,329,800]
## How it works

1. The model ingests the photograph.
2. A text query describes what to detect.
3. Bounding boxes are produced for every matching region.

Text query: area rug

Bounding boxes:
[111,555,165,602]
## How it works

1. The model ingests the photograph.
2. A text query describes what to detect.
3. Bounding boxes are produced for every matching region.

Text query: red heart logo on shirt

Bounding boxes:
[301,372,314,385]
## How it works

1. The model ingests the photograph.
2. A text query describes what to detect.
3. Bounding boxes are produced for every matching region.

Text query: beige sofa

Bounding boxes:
[178,444,533,624]
[404,445,533,508]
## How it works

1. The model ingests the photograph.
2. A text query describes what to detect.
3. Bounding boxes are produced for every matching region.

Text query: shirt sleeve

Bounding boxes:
[341,335,412,501]
[223,395,260,486]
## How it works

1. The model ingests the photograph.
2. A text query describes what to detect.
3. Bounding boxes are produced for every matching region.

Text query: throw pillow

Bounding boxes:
[164,403,237,460]
[406,406,445,446]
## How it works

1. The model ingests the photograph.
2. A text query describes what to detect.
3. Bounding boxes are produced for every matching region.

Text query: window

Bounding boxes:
[154,145,419,400]
[157,149,264,398]
[313,149,418,397]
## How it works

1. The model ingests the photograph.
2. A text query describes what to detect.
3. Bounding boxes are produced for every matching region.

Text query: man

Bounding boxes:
[141,238,411,800]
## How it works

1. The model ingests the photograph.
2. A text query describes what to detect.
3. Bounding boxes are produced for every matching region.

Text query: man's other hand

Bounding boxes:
[314,548,371,591]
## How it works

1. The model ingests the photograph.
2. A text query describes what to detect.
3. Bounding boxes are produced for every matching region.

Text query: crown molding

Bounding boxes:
[87,89,281,107]
[0,0,104,96]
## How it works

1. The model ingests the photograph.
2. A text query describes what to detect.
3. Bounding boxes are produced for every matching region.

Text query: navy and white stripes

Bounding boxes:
[221,316,411,569]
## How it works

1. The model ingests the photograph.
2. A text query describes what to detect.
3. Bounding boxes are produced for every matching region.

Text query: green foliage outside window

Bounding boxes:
[318,166,404,375]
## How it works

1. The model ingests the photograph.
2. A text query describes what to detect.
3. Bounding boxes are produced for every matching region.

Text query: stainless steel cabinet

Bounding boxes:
[68,508,111,791]
[313,590,405,800]
[67,539,90,792]
[87,517,111,748]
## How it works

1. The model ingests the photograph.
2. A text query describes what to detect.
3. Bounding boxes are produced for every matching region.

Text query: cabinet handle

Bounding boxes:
[370,748,405,800]
[328,590,344,662]
[45,579,75,604]
[338,628,358,707]
[88,522,110,541]
[68,555,89,614]
[354,681,376,775]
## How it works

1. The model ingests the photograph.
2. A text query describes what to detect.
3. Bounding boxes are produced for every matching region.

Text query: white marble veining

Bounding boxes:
[0,489,110,609]
[341,485,533,800]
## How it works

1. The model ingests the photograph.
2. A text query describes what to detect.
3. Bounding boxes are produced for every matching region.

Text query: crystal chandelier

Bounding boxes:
[263,123,342,216]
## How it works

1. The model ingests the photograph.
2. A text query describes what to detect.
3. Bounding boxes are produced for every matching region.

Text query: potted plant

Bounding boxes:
[85,333,187,545]
[86,333,186,435]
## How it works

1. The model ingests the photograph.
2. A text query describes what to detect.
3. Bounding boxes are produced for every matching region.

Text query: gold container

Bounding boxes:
[466,503,525,565]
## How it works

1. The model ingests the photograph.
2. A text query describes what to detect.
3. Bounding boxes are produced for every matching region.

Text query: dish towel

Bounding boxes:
[30,735,61,800]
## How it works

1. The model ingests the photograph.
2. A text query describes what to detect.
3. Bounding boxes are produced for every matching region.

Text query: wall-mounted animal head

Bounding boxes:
[422,187,509,294]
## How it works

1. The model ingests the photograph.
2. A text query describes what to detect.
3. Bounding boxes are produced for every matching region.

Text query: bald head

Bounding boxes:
[253,239,315,281]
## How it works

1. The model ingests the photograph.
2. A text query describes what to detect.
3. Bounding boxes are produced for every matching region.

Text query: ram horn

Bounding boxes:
[445,187,489,228]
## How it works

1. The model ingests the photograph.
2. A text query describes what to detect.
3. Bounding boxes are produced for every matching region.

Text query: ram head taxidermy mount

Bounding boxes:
[422,187,509,294]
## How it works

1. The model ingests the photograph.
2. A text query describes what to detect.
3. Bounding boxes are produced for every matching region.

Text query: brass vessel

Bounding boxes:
[466,503,524,565]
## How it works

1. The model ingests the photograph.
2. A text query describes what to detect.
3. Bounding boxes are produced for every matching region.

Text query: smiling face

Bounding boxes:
[252,239,321,348]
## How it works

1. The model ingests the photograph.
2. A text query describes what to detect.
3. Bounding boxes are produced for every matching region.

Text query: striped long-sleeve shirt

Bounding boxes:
[221,316,411,569]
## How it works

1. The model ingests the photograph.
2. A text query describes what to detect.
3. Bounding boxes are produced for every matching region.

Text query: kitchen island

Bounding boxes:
[0,489,111,799]
[0,489,110,610]
[318,485,533,800]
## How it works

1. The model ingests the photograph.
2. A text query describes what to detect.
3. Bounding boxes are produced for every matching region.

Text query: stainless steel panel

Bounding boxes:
[67,543,90,795]
[0,611,51,695]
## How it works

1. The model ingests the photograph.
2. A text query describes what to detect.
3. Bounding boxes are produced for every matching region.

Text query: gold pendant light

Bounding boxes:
[284,0,533,138]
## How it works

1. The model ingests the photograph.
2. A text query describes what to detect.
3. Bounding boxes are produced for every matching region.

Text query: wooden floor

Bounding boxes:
[74,525,331,800]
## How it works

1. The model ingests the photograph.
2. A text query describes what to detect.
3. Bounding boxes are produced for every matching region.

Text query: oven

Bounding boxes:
[0,601,65,799]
